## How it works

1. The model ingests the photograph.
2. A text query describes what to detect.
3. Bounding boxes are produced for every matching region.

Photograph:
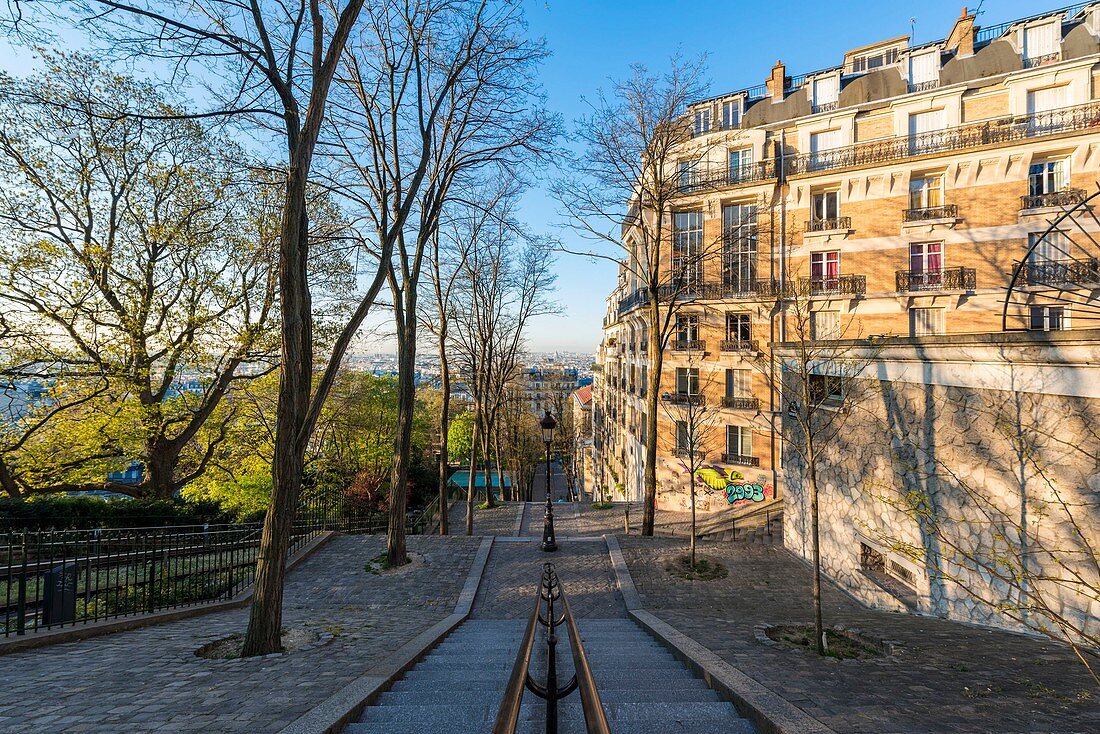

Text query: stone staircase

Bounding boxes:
[345,618,755,734]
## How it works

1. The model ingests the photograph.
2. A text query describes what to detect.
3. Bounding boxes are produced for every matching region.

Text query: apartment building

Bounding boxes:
[595,4,1100,515]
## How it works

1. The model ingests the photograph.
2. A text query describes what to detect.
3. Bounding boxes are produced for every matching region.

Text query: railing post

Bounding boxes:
[16,537,27,635]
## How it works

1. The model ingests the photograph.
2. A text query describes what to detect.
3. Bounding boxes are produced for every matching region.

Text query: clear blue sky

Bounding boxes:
[0,0,1045,354]
[519,0,1040,353]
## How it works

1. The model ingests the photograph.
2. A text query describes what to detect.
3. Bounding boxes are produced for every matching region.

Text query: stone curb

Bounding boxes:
[604,535,837,734]
[0,529,336,657]
[511,502,525,536]
[276,535,495,734]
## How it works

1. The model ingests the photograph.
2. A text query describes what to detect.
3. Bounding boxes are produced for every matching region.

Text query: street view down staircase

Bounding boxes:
[345,564,755,734]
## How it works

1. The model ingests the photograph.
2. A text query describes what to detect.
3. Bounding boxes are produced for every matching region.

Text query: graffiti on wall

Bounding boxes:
[693,467,774,506]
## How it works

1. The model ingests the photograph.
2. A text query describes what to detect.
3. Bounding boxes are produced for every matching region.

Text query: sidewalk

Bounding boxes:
[0,534,481,734]
[619,534,1099,734]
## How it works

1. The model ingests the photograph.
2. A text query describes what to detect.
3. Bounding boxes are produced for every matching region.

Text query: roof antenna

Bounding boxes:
[910,17,917,44]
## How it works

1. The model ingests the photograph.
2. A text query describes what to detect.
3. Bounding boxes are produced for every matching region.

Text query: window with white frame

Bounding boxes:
[908,51,939,91]
[809,129,843,169]
[728,147,754,182]
[1027,86,1068,133]
[1030,305,1067,331]
[1027,159,1069,203]
[908,109,946,154]
[677,160,696,190]
[909,173,944,210]
[675,421,689,451]
[726,313,752,343]
[810,250,841,289]
[721,99,741,129]
[673,210,704,285]
[722,203,757,286]
[851,47,899,73]
[1027,230,1072,284]
[810,189,840,225]
[1023,22,1060,67]
[725,369,752,398]
[910,307,945,336]
[812,75,839,112]
[693,108,711,135]
[725,425,753,459]
[909,242,944,289]
[811,309,841,339]
[675,367,699,395]
[675,313,699,343]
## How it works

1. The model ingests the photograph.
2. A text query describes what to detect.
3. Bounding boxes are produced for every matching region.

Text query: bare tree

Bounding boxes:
[657,352,723,568]
[324,0,554,565]
[552,56,735,535]
[755,285,879,656]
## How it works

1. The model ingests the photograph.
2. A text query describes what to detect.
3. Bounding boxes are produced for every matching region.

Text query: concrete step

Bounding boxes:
[346,723,486,734]
[358,703,493,724]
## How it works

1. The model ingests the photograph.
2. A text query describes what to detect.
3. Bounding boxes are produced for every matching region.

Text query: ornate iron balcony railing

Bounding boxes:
[805,216,851,232]
[1018,258,1100,286]
[722,453,759,467]
[1024,53,1061,69]
[1021,189,1087,210]
[903,204,959,221]
[803,274,866,296]
[909,80,940,92]
[719,339,759,352]
[663,393,704,406]
[722,396,760,410]
[673,447,705,458]
[812,101,838,113]
[896,267,976,292]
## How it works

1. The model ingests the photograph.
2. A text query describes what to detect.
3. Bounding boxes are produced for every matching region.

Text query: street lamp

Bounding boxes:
[540,409,558,552]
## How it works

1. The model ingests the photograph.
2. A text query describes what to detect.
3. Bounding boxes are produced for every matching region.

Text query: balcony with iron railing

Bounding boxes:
[903,203,959,222]
[663,392,704,406]
[812,101,838,114]
[1024,53,1061,69]
[1021,189,1088,210]
[672,101,1100,197]
[1017,257,1100,286]
[673,447,706,458]
[719,338,759,353]
[909,79,940,93]
[805,216,851,233]
[803,274,867,297]
[896,267,976,293]
[722,453,760,467]
[671,339,706,351]
[722,396,760,410]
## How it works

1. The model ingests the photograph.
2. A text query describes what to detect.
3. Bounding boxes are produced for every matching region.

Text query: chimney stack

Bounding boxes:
[946,6,977,57]
[766,60,786,101]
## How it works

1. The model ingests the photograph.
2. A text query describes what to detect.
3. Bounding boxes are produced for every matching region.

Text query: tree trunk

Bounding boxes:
[465,404,481,535]
[642,296,662,535]
[689,461,697,568]
[386,299,417,567]
[808,440,825,656]
[482,416,496,508]
[437,355,451,536]
[242,162,313,658]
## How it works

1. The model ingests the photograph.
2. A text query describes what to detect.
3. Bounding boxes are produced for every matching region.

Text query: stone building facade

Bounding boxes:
[595,4,1100,517]
[778,330,1100,640]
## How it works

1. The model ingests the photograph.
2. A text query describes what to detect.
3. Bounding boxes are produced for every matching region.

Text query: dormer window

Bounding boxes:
[1023,21,1060,68]
[851,47,899,73]
[908,50,940,92]
[720,99,742,129]
[811,75,839,113]
[694,108,711,135]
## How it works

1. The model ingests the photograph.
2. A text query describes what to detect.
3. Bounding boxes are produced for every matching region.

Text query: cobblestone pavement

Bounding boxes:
[472,539,625,619]
[620,535,1100,734]
[0,534,480,734]
[447,500,522,536]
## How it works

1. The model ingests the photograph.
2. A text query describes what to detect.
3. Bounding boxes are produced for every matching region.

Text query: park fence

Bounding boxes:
[1,495,444,638]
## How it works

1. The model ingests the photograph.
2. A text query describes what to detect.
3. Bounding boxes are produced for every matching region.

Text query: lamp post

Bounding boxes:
[540,409,558,552]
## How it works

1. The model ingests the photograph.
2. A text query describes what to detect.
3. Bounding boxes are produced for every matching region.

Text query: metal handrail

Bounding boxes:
[493,563,610,734]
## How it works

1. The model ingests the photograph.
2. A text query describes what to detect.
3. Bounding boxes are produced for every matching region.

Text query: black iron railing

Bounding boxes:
[671,339,706,351]
[663,393,704,406]
[805,216,851,232]
[493,563,610,734]
[904,204,959,221]
[1,500,434,637]
[1018,257,1100,286]
[803,274,866,296]
[722,453,760,467]
[720,339,759,353]
[674,101,1100,196]
[1021,189,1087,210]
[896,267,976,292]
[722,396,760,410]
[673,447,705,458]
